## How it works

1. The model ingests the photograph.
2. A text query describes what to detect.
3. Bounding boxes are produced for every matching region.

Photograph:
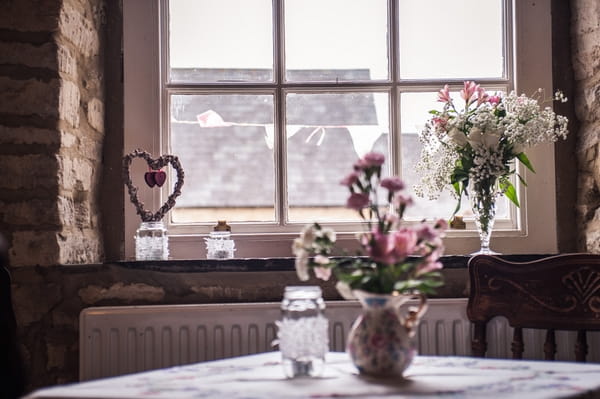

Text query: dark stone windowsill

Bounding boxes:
[112,254,557,273]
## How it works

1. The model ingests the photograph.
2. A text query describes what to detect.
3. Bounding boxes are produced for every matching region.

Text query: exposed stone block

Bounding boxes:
[0,42,56,70]
[10,230,60,266]
[60,130,78,148]
[586,208,600,253]
[58,79,80,128]
[86,98,103,132]
[57,228,102,264]
[572,0,600,35]
[0,0,60,31]
[571,34,600,81]
[577,122,600,152]
[0,154,58,190]
[0,77,59,118]
[58,2,100,57]
[0,199,60,226]
[57,196,75,227]
[0,126,60,146]
[78,282,166,305]
[57,155,93,191]
[57,44,77,79]
[78,135,102,160]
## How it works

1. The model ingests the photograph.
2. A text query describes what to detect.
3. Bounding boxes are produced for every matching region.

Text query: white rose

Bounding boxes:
[467,127,484,148]
[448,128,468,146]
[482,129,501,149]
[468,127,500,150]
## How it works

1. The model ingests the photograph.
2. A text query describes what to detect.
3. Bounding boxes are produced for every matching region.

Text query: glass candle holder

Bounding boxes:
[135,221,169,260]
[205,231,236,259]
[278,286,328,378]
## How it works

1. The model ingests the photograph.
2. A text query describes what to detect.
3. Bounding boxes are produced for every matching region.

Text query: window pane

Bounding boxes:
[398,0,504,79]
[170,94,275,223]
[285,0,389,82]
[287,92,389,222]
[399,91,508,221]
[169,0,273,83]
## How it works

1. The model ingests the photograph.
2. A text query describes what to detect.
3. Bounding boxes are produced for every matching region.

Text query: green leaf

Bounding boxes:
[516,173,527,187]
[516,152,535,173]
[428,110,441,115]
[500,180,520,207]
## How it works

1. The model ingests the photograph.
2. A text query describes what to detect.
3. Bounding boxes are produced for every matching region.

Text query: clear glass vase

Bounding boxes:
[277,286,328,378]
[468,177,500,255]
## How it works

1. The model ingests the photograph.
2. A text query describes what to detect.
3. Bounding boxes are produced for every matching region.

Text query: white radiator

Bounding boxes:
[79,298,599,381]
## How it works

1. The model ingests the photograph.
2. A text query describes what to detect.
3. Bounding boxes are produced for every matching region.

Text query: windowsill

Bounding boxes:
[112,254,557,273]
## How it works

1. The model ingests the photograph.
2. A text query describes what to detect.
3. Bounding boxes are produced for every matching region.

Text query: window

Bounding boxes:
[124,0,558,259]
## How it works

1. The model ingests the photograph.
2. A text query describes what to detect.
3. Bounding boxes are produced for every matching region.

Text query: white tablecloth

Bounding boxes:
[26,351,600,398]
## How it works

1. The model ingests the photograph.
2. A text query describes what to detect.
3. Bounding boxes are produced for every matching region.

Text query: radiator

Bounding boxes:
[79,298,599,381]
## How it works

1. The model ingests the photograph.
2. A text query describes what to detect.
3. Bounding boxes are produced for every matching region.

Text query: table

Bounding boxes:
[26,352,600,398]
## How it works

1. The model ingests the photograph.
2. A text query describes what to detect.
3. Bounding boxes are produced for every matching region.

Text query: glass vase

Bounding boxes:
[468,177,500,255]
[277,286,328,378]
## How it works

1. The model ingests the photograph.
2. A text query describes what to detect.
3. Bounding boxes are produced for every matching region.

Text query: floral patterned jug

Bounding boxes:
[347,290,428,378]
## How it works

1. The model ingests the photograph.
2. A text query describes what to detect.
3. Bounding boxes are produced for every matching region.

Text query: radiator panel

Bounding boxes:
[79,299,599,381]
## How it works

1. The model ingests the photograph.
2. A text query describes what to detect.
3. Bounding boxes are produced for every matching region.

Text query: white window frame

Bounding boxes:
[123,0,558,260]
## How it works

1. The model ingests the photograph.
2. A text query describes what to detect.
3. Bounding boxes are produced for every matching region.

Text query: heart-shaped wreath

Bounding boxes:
[122,149,185,222]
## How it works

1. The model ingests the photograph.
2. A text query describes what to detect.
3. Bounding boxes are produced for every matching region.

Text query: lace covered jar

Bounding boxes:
[135,221,169,260]
[205,221,235,259]
[277,286,328,378]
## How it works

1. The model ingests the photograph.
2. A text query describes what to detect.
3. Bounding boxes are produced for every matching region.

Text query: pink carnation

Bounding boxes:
[340,171,359,187]
[361,152,385,167]
[346,192,369,210]
[380,177,405,192]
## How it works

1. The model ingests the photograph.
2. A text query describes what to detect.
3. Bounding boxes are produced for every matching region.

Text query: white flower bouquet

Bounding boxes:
[416,81,568,218]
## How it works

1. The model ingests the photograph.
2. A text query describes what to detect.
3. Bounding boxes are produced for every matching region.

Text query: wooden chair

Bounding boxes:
[0,233,26,398]
[467,253,600,362]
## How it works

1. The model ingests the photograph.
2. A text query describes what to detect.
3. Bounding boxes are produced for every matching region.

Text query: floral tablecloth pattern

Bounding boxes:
[27,352,600,399]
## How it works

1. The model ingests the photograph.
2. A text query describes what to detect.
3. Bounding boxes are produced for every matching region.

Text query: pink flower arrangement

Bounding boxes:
[292,152,446,297]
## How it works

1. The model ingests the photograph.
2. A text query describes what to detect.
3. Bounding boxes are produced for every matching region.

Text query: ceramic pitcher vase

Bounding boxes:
[347,290,428,378]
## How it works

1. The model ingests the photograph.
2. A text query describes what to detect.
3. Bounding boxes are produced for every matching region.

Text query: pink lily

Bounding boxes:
[437,84,452,103]
[460,81,479,105]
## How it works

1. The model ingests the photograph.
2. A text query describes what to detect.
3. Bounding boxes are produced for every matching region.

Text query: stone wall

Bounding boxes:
[0,0,105,267]
[572,0,600,251]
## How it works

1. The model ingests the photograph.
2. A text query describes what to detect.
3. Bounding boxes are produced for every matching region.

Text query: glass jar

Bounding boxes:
[135,221,169,260]
[278,286,328,378]
[205,221,235,259]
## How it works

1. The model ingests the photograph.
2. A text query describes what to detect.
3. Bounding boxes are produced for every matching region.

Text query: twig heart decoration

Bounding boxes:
[122,149,185,222]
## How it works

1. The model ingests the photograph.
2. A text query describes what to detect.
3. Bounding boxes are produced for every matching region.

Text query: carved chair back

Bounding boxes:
[467,254,600,362]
